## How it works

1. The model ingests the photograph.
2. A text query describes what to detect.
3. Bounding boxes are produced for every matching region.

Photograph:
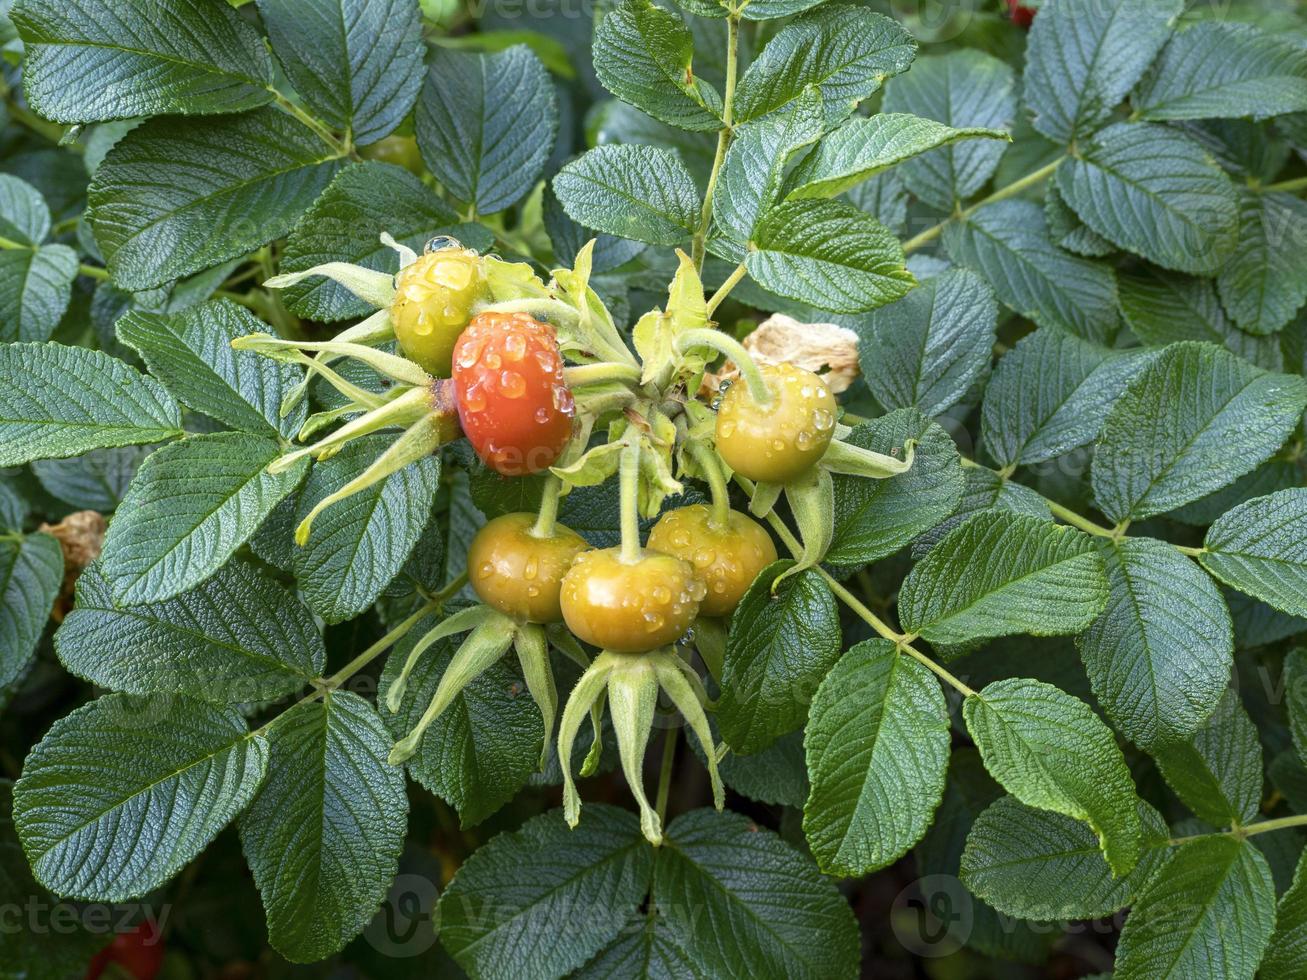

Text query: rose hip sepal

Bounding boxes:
[452,312,575,476]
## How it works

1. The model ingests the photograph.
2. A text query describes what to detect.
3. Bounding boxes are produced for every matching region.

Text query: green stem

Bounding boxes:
[532,474,562,538]
[741,476,976,698]
[688,439,732,527]
[902,157,1065,254]
[654,727,680,824]
[1265,175,1307,194]
[270,89,349,157]
[563,362,643,388]
[619,437,643,564]
[691,13,739,271]
[676,328,769,405]
[1044,497,1117,539]
[707,261,748,317]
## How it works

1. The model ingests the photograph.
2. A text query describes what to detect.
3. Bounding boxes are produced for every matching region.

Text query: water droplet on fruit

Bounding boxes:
[718,420,736,437]
[653,586,671,604]
[503,333,526,361]
[813,410,834,431]
[535,407,551,424]
[524,558,538,580]
[500,371,526,398]
[527,585,540,597]
[462,383,486,412]
[484,351,502,370]
[553,385,574,413]
[644,612,665,632]
[796,431,813,450]
[477,562,494,579]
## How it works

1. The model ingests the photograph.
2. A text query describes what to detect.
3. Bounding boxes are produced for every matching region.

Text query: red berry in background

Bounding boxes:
[452,312,574,476]
[86,921,163,980]
[1007,0,1036,28]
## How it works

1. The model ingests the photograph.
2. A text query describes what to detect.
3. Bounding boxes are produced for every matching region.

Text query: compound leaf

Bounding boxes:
[1202,488,1307,620]
[554,145,700,247]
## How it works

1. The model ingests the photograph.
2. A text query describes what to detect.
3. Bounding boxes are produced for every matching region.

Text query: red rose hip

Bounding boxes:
[452,312,574,476]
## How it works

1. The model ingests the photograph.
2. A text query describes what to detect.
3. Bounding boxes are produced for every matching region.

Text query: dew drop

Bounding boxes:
[484,351,502,370]
[477,562,494,579]
[644,612,665,632]
[718,420,737,438]
[462,383,487,413]
[653,586,671,604]
[500,371,527,399]
[503,333,527,361]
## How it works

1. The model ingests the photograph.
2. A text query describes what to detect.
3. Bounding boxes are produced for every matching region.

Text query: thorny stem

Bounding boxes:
[902,157,1066,254]
[691,12,740,271]
[532,474,563,538]
[677,328,770,405]
[737,475,977,698]
[707,261,749,317]
[619,437,643,564]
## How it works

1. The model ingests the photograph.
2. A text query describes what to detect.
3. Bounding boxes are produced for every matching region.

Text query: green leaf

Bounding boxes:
[0,242,78,342]
[240,692,407,963]
[572,910,701,979]
[746,199,915,315]
[438,805,653,980]
[293,435,439,623]
[100,433,305,605]
[0,533,62,689]
[117,299,305,438]
[1091,342,1307,522]
[1133,21,1307,122]
[256,0,423,146]
[654,809,860,979]
[856,267,996,417]
[378,613,542,827]
[1152,688,1261,827]
[0,343,181,466]
[827,409,964,566]
[1202,489,1307,619]
[278,161,486,322]
[714,729,808,809]
[32,445,147,512]
[718,561,841,754]
[911,465,1050,560]
[11,0,273,123]
[737,0,826,20]
[0,173,51,244]
[593,0,722,133]
[553,145,700,247]
[1262,845,1307,980]
[1056,123,1239,276]
[981,329,1149,469]
[1077,538,1232,751]
[55,560,324,703]
[1023,0,1183,145]
[416,45,557,214]
[803,639,949,876]
[733,5,916,126]
[786,114,1007,201]
[1217,189,1307,336]
[712,88,824,257]
[13,693,267,900]
[961,796,1170,920]
[899,512,1107,647]
[1115,836,1275,980]
[963,677,1142,876]
[878,51,1017,211]
[1118,268,1281,366]
[88,108,343,290]
[944,199,1120,344]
